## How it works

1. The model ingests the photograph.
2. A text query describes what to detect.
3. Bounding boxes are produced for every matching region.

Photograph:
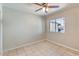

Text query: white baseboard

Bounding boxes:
[4,39,46,52]
[47,39,79,54]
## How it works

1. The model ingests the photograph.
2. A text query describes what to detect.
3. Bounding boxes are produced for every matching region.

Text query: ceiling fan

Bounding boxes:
[34,3,59,13]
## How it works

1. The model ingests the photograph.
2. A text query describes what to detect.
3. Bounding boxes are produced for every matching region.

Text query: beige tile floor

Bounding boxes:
[3,40,79,56]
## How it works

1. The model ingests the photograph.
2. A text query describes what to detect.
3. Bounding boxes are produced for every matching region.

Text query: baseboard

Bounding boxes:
[47,39,79,54]
[4,39,46,53]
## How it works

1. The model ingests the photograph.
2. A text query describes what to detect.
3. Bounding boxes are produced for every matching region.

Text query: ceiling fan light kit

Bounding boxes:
[34,3,59,14]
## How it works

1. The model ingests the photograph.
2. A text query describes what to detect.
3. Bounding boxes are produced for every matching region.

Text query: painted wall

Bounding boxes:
[0,4,2,52]
[0,7,1,52]
[3,6,45,51]
[46,5,79,50]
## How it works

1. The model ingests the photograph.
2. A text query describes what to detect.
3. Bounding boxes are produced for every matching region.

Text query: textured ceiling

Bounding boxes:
[3,3,68,16]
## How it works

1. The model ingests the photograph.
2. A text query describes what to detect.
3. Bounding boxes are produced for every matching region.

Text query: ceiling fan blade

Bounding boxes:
[34,3,42,6]
[42,3,46,5]
[35,8,42,12]
[48,6,59,8]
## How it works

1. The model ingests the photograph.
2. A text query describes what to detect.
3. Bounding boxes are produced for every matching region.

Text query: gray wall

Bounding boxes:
[3,6,45,51]
[46,5,79,50]
[0,11,1,52]
[0,8,1,52]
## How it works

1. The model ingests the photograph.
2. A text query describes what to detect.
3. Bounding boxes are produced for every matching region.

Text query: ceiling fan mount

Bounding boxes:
[34,3,59,13]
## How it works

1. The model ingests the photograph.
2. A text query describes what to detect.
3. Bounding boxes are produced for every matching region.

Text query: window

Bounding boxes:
[49,17,65,33]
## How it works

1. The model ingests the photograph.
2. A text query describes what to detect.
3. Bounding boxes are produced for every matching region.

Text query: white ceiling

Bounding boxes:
[3,3,68,16]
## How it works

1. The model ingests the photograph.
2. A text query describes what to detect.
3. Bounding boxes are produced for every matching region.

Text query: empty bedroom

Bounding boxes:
[1,3,79,56]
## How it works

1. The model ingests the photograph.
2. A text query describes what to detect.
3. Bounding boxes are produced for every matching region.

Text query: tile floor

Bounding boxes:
[3,40,79,56]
